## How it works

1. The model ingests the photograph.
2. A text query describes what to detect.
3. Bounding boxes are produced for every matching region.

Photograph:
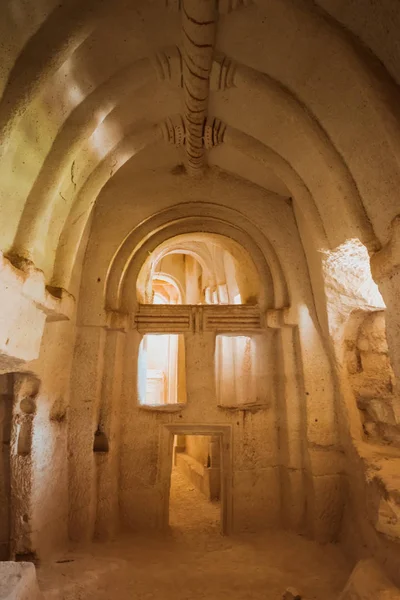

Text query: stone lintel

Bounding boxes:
[133,304,263,334]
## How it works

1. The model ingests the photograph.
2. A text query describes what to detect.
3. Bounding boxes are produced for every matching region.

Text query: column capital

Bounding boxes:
[265,306,296,328]
[105,310,129,332]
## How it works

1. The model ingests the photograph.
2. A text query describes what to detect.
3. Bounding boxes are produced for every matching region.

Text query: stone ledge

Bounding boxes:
[0,561,43,600]
[0,252,74,366]
[217,402,270,413]
[138,403,185,413]
[338,558,400,599]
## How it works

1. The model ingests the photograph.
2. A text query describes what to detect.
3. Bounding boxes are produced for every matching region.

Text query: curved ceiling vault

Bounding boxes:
[1,0,400,292]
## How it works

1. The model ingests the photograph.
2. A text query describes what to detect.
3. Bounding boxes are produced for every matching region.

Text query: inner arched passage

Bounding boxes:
[136,232,260,306]
[135,232,263,407]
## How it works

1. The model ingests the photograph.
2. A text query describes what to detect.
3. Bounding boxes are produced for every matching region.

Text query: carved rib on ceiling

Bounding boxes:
[181,0,217,175]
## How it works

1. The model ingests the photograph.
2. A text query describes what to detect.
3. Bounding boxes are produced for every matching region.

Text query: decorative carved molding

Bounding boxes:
[181,0,217,175]
[161,115,186,147]
[161,115,226,150]
[202,304,262,331]
[265,307,296,328]
[370,215,400,282]
[134,304,263,333]
[152,46,183,87]
[210,54,237,91]
[135,305,191,333]
[203,117,226,149]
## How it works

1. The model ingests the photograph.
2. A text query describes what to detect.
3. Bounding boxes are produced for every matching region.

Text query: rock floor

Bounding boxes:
[38,468,351,599]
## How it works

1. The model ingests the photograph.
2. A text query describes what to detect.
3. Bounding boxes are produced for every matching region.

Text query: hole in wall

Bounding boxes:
[20,397,36,415]
[50,397,67,423]
[17,420,32,456]
[93,428,109,453]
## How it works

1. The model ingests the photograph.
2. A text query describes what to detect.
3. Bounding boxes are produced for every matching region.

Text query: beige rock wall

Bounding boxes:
[346,311,399,447]
[1,0,400,588]
[67,168,342,542]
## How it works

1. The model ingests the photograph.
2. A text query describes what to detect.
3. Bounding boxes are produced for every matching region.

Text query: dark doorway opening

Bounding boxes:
[0,374,13,560]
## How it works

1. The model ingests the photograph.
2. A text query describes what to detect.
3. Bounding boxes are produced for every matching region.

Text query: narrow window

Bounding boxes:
[215,335,268,407]
[138,334,186,406]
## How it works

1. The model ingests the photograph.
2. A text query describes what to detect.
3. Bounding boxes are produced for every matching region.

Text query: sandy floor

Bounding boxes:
[38,468,351,599]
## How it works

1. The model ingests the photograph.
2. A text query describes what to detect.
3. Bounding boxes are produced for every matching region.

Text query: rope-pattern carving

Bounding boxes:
[153,47,183,87]
[181,0,217,175]
[161,115,186,147]
[203,117,226,149]
[162,115,226,151]
[211,54,237,91]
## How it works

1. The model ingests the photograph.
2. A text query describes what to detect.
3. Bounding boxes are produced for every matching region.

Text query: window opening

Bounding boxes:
[138,334,186,406]
[215,335,269,407]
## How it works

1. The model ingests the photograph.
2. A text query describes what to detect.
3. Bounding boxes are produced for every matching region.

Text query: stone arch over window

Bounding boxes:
[105,202,288,315]
[137,232,261,306]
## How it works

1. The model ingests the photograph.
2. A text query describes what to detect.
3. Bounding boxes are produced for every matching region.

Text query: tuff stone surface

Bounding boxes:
[0,0,400,597]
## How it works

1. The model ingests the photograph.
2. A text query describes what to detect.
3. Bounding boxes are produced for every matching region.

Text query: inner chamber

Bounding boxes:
[169,434,221,534]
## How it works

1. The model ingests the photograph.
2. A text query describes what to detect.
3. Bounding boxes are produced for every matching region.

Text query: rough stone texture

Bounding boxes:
[0,562,43,600]
[0,0,400,596]
[346,311,400,448]
[282,589,302,600]
[37,471,350,599]
[339,559,400,600]
[0,252,74,369]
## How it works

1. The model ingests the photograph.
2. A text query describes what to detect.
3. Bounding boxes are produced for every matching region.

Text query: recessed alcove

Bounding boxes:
[93,428,109,453]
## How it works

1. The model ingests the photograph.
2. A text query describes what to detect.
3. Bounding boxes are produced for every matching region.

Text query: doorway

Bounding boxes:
[0,374,13,560]
[169,434,221,533]
[159,424,232,535]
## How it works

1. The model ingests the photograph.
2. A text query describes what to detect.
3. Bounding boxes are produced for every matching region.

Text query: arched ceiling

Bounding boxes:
[1,0,400,291]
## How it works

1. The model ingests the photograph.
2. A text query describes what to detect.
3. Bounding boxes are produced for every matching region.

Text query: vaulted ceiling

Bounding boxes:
[1,0,400,292]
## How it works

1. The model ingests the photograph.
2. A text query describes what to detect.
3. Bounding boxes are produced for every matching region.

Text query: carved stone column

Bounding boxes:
[183,331,216,419]
[181,0,217,175]
[267,307,344,542]
[10,374,40,560]
[68,325,106,542]
[267,310,305,530]
[94,326,126,540]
